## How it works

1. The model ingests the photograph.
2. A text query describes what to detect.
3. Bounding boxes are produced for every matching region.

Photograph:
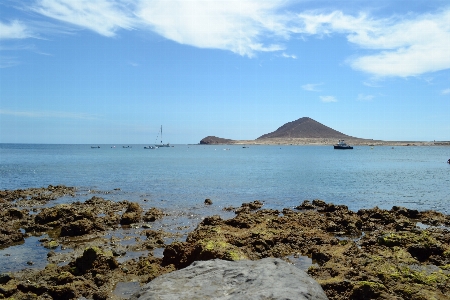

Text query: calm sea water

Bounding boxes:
[1,143,449,273]
[1,143,449,213]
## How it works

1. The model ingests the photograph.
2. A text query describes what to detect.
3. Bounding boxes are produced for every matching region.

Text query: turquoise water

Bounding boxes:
[1,143,449,213]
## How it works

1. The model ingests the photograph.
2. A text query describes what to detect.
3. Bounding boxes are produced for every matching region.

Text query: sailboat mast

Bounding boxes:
[160,125,162,144]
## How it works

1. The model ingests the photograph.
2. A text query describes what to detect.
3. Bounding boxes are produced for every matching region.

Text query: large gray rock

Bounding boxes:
[130,258,328,300]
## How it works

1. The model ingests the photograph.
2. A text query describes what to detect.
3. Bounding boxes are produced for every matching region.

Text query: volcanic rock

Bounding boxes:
[257,117,352,139]
[120,202,143,225]
[199,136,235,145]
[130,258,328,300]
[143,207,164,222]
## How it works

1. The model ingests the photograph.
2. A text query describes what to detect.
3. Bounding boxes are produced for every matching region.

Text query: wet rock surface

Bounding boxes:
[130,257,328,300]
[1,186,450,299]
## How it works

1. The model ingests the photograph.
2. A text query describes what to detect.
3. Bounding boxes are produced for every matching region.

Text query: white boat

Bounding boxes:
[155,125,170,147]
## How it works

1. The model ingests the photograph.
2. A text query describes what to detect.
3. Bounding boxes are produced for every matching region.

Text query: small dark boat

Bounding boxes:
[91,146,100,148]
[334,140,353,150]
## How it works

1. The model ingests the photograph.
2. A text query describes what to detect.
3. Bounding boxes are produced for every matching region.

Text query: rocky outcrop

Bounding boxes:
[199,136,235,144]
[161,201,450,299]
[120,202,143,225]
[0,185,75,205]
[2,186,450,300]
[130,258,328,300]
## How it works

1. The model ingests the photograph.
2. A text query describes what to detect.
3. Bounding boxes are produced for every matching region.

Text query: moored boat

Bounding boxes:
[334,140,353,150]
[155,125,170,147]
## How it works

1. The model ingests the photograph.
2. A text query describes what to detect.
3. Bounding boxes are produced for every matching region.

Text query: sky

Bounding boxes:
[0,0,449,144]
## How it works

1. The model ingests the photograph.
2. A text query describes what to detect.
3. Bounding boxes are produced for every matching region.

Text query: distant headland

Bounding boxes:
[199,117,449,146]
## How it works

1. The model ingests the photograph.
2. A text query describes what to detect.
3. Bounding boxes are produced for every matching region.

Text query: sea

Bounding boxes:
[1,143,449,272]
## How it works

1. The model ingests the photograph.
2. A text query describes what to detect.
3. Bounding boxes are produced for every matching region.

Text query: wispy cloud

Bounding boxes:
[136,0,289,57]
[302,83,323,92]
[32,0,136,37]
[281,52,297,59]
[357,93,374,101]
[0,109,99,120]
[320,95,337,103]
[362,81,382,88]
[0,56,20,68]
[15,1,450,77]
[441,88,450,95]
[295,9,450,77]
[0,20,32,39]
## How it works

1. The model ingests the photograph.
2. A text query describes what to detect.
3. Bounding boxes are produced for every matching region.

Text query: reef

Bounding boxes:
[1,186,449,299]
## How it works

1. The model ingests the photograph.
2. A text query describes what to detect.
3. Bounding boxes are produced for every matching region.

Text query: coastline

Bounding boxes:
[1,186,449,299]
[201,138,450,147]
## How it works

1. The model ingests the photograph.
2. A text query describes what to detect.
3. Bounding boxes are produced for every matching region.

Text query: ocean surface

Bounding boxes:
[1,143,449,212]
[1,143,449,272]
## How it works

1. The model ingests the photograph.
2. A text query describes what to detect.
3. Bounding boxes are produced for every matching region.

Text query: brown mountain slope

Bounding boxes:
[257,117,352,139]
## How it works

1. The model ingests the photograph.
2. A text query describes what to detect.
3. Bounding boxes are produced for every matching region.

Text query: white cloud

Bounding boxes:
[357,93,374,101]
[302,83,323,92]
[320,95,337,103]
[0,109,98,120]
[0,20,31,39]
[441,88,450,95]
[21,1,450,77]
[32,0,136,37]
[281,52,297,59]
[136,0,290,57]
[295,9,450,77]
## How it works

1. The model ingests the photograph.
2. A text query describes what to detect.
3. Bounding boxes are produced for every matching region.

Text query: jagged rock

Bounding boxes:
[0,226,25,247]
[143,207,164,222]
[130,258,328,300]
[120,202,143,225]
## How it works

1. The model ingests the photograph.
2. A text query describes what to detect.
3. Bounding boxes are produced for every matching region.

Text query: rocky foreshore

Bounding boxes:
[1,186,450,299]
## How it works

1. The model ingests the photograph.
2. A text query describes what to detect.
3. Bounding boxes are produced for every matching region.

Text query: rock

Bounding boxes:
[72,247,118,275]
[0,226,25,247]
[0,273,12,284]
[120,202,143,225]
[296,200,316,210]
[130,258,328,300]
[43,240,60,249]
[60,219,95,237]
[199,136,234,145]
[143,207,164,222]
[204,198,213,205]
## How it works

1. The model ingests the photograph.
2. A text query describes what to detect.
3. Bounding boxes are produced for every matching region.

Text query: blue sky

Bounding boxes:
[0,0,449,144]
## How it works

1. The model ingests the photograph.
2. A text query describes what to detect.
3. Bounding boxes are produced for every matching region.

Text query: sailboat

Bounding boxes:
[155,125,170,147]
